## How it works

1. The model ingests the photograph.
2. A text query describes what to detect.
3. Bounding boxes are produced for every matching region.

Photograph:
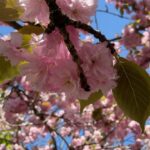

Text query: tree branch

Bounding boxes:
[59,26,90,91]
[68,20,116,55]
[45,0,90,91]
[3,21,22,30]
[96,9,131,20]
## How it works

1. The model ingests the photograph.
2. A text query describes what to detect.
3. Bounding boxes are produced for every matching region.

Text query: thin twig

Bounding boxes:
[96,9,131,20]
[109,36,122,42]
[94,12,99,30]
[54,129,72,150]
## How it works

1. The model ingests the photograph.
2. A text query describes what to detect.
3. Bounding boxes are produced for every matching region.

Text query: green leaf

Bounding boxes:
[79,91,103,113]
[92,108,102,121]
[0,0,23,21]
[0,56,19,83]
[19,25,44,35]
[6,0,20,7]
[113,57,150,130]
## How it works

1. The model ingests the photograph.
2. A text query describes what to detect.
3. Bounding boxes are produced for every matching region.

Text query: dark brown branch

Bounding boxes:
[69,20,116,54]
[4,21,22,30]
[109,36,122,42]
[45,0,90,91]
[45,23,55,34]
[59,27,90,91]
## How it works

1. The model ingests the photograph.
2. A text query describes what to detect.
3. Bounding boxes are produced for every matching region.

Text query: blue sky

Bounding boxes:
[94,0,130,39]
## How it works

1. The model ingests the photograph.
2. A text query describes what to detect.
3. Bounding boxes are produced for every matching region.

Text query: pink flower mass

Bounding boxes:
[20,28,116,99]
[0,0,150,149]
[0,3,117,100]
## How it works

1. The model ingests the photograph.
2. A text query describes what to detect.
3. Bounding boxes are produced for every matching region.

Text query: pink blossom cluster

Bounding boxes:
[3,95,28,124]
[106,0,150,20]
[19,0,97,25]
[106,0,150,68]
[0,77,149,149]
[0,0,150,149]
[121,25,150,68]
[120,25,141,49]
[0,1,117,100]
